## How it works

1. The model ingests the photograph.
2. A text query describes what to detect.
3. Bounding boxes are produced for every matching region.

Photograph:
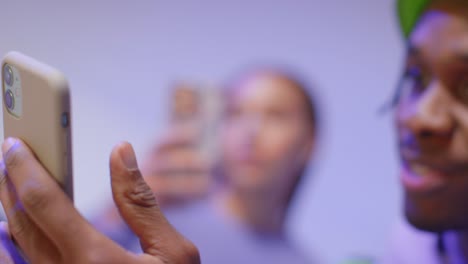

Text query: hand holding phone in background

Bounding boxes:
[141,82,222,207]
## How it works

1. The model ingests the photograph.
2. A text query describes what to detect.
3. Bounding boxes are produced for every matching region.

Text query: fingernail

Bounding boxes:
[2,138,17,154]
[120,144,138,170]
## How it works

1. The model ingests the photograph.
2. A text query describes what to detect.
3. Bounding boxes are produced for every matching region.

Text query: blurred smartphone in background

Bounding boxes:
[2,51,73,200]
[140,81,222,206]
[169,81,222,166]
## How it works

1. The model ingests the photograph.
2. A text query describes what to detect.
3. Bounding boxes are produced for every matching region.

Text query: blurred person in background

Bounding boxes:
[96,66,320,263]
[383,0,468,263]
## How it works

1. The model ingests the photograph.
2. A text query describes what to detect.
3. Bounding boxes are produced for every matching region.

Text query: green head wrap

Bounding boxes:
[397,0,431,37]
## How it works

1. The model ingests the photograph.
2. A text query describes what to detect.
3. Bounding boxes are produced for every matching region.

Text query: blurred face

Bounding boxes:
[396,1,468,231]
[220,72,314,200]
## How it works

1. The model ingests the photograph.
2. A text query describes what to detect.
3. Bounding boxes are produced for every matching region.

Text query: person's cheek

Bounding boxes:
[448,114,468,164]
[261,130,298,191]
[275,125,307,165]
[265,122,294,157]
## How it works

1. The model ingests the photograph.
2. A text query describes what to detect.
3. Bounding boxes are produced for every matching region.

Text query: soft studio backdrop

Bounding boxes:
[0,1,402,262]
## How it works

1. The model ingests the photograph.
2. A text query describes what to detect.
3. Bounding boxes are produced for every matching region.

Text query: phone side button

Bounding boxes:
[61,112,69,128]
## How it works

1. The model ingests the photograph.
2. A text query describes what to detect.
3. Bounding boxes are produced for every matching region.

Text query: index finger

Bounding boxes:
[1,138,93,250]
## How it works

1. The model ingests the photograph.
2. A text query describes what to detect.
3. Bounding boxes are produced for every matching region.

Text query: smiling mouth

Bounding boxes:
[400,161,449,194]
[407,162,448,178]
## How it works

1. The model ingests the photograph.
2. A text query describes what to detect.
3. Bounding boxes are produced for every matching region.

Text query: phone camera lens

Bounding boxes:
[4,90,14,110]
[3,65,13,86]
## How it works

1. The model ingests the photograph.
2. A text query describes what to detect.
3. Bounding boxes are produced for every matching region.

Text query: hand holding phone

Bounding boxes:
[2,51,73,199]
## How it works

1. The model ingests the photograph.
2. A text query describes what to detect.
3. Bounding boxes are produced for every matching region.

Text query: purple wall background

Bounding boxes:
[0,1,404,262]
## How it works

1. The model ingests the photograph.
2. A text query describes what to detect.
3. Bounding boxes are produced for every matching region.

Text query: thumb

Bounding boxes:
[109,142,199,263]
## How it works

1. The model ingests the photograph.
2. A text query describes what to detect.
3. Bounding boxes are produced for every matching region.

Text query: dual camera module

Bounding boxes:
[3,64,15,111]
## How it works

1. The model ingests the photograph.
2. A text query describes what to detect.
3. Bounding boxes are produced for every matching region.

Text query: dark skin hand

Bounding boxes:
[0,138,200,264]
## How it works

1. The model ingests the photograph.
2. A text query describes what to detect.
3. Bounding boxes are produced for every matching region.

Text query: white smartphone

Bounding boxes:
[2,51,73,200]
[169,81,222,164]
